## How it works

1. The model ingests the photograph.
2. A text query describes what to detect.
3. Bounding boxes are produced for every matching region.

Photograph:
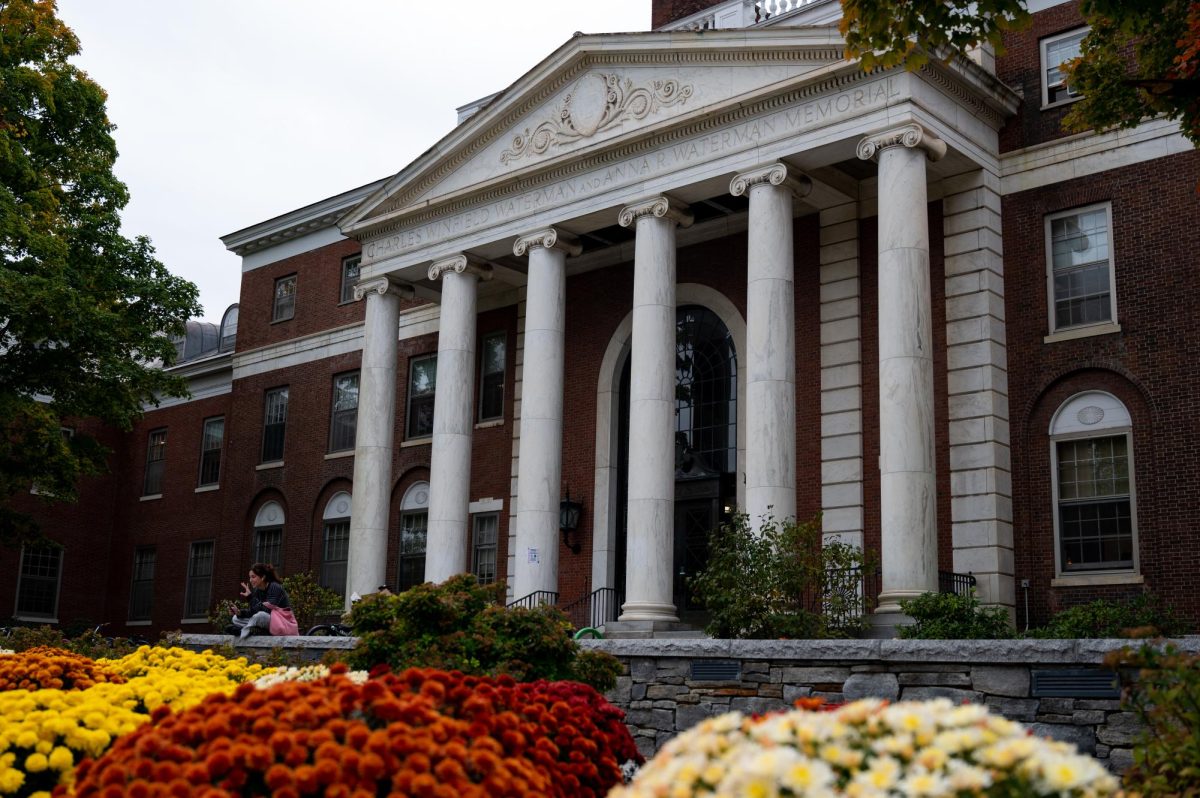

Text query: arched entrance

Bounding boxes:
[614,304,739,624]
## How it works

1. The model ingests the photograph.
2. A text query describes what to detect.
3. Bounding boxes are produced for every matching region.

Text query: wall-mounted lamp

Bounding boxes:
[559,488,584,554]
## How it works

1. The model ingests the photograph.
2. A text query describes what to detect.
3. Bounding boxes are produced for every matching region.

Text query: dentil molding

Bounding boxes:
[729,162,813,198]
[351,275,415,302]
[427,254,494,282]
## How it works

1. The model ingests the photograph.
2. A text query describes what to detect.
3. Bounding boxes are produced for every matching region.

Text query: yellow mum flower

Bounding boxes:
[23,752,47,773]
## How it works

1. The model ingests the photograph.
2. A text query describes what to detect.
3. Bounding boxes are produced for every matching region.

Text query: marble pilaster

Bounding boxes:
[424,254,492,583]
[857,123,946,623]
[618,196,692,622]
[731,163,811,526]
[511,228,580,602]
[346,275,413,607]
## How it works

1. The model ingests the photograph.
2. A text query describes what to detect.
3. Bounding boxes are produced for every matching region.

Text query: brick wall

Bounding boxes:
[651,0,723,28]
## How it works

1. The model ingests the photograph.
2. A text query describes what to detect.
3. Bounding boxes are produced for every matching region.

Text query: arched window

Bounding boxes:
[398,482,429,591]
[219,304,239,353]
[321,492,352,598]
[253,500,285,568]
[1049,392,1137,577]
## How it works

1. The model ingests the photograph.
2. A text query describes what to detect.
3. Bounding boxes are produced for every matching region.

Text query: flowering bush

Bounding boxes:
[0,647,124,692]
[252,664,368,690]
[71,666,641,798]
[0,647,271,797]
[613,697,1119,798]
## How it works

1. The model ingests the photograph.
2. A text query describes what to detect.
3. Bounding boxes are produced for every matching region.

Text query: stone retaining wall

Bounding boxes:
[581,637,1200,772]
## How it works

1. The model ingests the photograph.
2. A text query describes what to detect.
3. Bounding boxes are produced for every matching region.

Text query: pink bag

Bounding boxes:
[269,607,299,636]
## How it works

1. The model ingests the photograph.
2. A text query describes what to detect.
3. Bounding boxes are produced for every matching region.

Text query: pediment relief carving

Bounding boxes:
[500,72,694,164]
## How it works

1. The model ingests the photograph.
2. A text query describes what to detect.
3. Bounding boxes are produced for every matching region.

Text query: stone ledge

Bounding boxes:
[180,634,358,651]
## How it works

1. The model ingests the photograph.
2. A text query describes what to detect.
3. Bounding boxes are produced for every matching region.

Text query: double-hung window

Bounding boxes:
[184,541,214,619]
[198,417,224,487]
[472,513,498,585]
[273,274,297,322]
[398,482,429,591]
[16,545,63,620]
[1050,392,1138,578]
[340,256,361,303]
[478,332,506,422]
[253,500,285,568]
[406,355,437,439]
[143,429,167,497]
[329,372,359,452]
[321,492,352,599]
[1041,27,1087,107]
[1046,203,1116,335]
[128,547,155,622]
[262,388,288,462]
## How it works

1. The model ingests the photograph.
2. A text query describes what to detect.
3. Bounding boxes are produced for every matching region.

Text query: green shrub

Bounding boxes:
[1108,643,1200,795]
[898,590,1015,639]
[688,513,875,639]
[3,624,147,658]
[342,574,622,692]
[280,570,344,631]
[1027,593,1185,639]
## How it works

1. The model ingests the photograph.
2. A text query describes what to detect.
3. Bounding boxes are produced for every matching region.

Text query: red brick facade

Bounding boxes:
[9,1,1200,636]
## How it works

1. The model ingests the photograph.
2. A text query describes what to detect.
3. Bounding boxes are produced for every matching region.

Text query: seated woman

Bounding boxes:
[229,562,292,639]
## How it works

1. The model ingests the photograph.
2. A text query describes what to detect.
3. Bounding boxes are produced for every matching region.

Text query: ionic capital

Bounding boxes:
[856,123,947,163]
[512,227,582,258]
[729,163,813,199]
[618,195,693,229]
[427,254,493,282]
[352,274,415,302]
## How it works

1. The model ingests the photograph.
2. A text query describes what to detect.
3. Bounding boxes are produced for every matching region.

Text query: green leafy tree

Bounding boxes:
[1,0,201,547]
[840,0,1200,146]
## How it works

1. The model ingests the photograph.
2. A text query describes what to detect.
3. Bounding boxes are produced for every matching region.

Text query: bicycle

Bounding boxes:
[305,622,354,637]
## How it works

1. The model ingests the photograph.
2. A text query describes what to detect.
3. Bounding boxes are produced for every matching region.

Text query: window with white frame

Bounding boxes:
[253,501,285,567]
[1050,392,1137,576]
[142,428,167,496]
[406,355,437,439]
[321,492,352,598]
[478,332,506,422]
[329,372,359,452]
[198,417,224,487]
[1046,203,1116,334]
[218,304,238,353]
[273,274,297,322]
[16,545,63,619]
[1041,27,1087,107]
[261,387,288,462]
[340,256,361,303]
[398,482,429,591]
[472,513,498,584]
[128,546,155,622]
[184,541,214,618]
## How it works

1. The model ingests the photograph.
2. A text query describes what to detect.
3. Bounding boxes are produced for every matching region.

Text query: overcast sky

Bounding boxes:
[56,1,649,322]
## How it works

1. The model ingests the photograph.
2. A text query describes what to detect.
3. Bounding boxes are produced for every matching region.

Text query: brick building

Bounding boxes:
[7,0,1198,637]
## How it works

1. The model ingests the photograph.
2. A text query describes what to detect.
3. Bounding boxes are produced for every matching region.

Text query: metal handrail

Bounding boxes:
[559,586,623,630]
[506,590,559,610]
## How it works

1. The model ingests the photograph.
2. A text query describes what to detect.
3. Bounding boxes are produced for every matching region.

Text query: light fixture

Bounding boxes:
[559,488,584,554]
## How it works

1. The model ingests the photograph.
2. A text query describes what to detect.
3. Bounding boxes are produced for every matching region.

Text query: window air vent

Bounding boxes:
[690,660,741,681]
[1030,669,1120,698]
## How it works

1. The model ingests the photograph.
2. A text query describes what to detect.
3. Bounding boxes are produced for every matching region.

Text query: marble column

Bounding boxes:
[618,196,692,622]
[731,163,811,527]
[511,228,580,602]
[856,123,946,621]
[346,274,413,608]
[424,254,492,583]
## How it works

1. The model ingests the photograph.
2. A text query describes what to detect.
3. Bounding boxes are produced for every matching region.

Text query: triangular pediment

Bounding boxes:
[340,27,851,236]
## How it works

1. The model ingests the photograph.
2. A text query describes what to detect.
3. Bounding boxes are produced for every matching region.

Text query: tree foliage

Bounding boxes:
[1,0,201,547]
[840,0,1200,146]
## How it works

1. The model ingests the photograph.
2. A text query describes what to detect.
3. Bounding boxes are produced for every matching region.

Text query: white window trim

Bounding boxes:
[1049,392,1139,579]
[1040,27,1088,109]
[1045,201,1117,336]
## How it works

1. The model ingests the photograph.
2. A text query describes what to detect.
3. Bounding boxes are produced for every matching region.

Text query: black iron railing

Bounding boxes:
[938,570,977,597]
[559,587,623,630]
[506,590,559,610]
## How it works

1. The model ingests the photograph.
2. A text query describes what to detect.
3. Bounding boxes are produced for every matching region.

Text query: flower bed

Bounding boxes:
[71,666,640,798]
[613,697,1119,798]
[0,647,269,797]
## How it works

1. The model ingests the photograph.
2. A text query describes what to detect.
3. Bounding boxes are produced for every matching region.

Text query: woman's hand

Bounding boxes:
[262,601,276,611]
[240,582,251,597]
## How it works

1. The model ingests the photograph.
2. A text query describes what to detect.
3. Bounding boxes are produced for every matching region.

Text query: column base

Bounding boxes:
[618,601,679,623]
[603,620,704,639]
[865,606,917,639]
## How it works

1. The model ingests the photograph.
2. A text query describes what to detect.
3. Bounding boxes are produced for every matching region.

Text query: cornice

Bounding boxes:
[729,162,813,198]
[222,178,387,256]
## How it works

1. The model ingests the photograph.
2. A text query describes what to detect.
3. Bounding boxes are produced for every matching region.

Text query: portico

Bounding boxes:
[337,27,1020,630]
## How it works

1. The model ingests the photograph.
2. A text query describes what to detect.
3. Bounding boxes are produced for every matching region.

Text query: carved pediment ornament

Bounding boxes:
[500,72,694,164]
